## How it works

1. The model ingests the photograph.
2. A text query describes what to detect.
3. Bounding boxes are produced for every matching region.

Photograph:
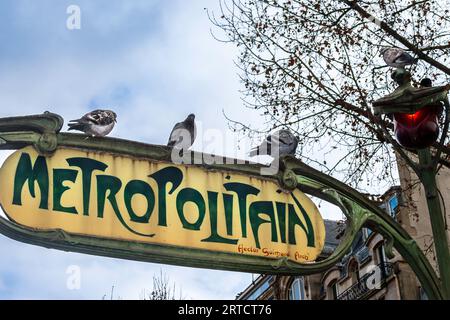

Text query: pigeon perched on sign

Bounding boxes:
[68,109,117,137]
[167,113,197,149]
[249,129,299,158]
[381,47,418,68]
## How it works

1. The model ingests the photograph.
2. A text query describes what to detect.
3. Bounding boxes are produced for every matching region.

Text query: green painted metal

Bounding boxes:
[0,112,444,299]
[281,156,443,299]
[372,69,450,116]
[418,148,450,299]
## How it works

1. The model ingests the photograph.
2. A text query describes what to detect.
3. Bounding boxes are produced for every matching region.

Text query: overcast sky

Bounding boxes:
[0,0,342,299]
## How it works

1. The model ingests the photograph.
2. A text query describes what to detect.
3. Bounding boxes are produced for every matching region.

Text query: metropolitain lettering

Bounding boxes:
[11,152,316,250]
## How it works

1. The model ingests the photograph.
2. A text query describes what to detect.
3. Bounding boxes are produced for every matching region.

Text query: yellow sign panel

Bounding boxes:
[0,146,325,262]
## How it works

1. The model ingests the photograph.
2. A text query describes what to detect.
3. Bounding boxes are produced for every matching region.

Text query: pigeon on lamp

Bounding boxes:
[167,113,197,149]
[68,109,117,137]
[381,47,418,68]
[249,129,299,158]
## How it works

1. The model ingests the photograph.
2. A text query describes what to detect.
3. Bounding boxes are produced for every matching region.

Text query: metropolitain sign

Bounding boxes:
[0,146,325,265]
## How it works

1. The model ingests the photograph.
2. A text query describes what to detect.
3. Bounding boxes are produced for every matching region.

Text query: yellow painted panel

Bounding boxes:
[0,146,325,262]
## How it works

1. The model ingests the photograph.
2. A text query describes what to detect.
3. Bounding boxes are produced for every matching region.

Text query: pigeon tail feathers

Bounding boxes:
[68,122,86,131]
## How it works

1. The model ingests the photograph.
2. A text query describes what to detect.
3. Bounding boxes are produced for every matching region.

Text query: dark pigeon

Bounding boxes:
[249,129,299,158]
[167,113,197,149]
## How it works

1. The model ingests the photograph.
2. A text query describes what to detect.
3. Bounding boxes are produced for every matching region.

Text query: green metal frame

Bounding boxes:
[0,112,444,299]
[372,69,450,300]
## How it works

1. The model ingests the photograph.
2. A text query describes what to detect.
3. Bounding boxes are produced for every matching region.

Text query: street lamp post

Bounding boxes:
[373,69,450,299]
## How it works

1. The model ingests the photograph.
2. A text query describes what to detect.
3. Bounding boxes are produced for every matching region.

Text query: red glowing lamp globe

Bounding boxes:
[393,104,442,149]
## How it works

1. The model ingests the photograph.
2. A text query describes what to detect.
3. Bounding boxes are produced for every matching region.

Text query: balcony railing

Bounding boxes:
[337,262,394,300]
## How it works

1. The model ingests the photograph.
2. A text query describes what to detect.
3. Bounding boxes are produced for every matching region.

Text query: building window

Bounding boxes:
[348,260,360,284]
[375,244,387,265]
[329,281,339,300]
[374,243,387,271]
[246,276,273,300]
[362,228,373,240]
[388,194,399,219]
[289,277,306,300]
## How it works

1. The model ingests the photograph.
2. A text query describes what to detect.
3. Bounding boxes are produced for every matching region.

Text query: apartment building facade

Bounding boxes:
[236,183,433,300]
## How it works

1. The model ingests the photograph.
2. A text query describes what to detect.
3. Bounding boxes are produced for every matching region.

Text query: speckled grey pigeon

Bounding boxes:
[381,47,418,68]
[249,129,299,158]
[167,113,197,149]
[68,109,117,137]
